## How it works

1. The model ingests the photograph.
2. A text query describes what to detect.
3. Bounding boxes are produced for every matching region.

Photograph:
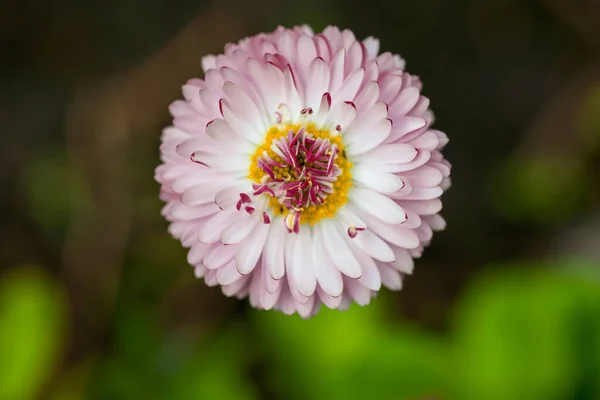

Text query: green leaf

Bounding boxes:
[253,300,449,400]
[452,261,600,399]
[0,267,66,400]
[166,327,257,400]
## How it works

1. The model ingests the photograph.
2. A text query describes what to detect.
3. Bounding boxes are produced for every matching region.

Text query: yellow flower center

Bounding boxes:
[248,123,353,225]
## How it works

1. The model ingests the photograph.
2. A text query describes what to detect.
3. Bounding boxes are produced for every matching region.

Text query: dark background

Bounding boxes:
[1,0,599,399]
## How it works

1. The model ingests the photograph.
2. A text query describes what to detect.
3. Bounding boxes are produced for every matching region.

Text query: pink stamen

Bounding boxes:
[262,212,271,224]
[347,226,365,238]
[254,126,344,233]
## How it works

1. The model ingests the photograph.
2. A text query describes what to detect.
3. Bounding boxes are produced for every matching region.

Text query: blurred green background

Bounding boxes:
[1,0,599,399]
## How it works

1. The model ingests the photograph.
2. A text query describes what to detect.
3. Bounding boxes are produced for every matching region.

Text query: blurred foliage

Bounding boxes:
[23,148,92,242]
[0,267,66,400]
[579,85,600,154]
[491,155,587,224]
[452,259,600,400]
[2,0,600,399]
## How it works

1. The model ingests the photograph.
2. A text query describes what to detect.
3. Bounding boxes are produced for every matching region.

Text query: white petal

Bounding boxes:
[378,263,403,290]
[334,67,365,102]
[350,187,407,224]
[221,275,250,297]
[204,244,236,270]
[291,229,317,296]
[187,242,209,265]
[221,214,260,245]
[403,187,444,200]
[363,36,380,58]
[317,287,343,309]
[285,233,309,304]
[169,203,217,220]
[352,228,395,262]
[398,199,442,215]
[202,55,217,71]
[425,214,447,231]
[327,101,356,131]
[214,183,249,210]
[217,260,243,285]
[319,221,362,278]
[344,102,388,142]
[366,216,420,249]
[220,98,263,145]
[345,278,372,306]
[391,247,415,274]
[304,55,330,109]
[390,87,420,116]
[235,222,270,274]
[346,118,392,156]
[222,82,267,133]
[261,255,282,296]
[385,117,427,143]
[265,219,287,279]
[381,150,432,174]
[353,143,417,165]
[190,151,249,172]
[312,223,343,297]
[259,264,282,309]
[403,166,444,188]
[194,266,205,278]
[283,66,303,119]
[181,186,217,206]
[354,81,380,111]
[198,211,238,243]
[352,165,405,193]
[349,244,382,291]
[407,130,440,151]
[329,49,345,94]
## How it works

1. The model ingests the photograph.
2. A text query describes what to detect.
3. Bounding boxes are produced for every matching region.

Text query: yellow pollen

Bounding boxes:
[248,123,353,225]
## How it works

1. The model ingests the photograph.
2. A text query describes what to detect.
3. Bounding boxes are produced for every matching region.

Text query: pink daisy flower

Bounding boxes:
[156,25,451,318]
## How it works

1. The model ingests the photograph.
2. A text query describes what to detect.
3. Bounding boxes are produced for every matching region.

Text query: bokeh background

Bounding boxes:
[1,0,600,398]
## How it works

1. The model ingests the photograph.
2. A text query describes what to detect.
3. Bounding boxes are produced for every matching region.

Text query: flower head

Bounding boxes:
[156,25,451,318]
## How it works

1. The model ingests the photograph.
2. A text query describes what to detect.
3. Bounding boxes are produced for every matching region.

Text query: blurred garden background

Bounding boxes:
[1,0,600,398]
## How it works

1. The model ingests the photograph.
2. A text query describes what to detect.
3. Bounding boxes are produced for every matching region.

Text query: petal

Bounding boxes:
[402,187,444,200]
[353,144,418,165]
[217,260,244,285]
[365,216,420,249]
[291,229,317,296]
[265,218,287,279]
[352,228,396,262]
[235,222,270,274]
[398,199,442,215]
[385,117,427,144]
[352,165,405,193]
[319,220,362,278]
[221,214,260,245]
[350,187,407,224]
[198,211,240,243]
[312,223,343,297]
[305,57,330,109]
[187,242,210,265]
[317,287,343,309]
[402,166,444,188]
[378,263,403,290]
[346,118,392,156]
[345,278,372,306]
[204,244,236,270]
[349,244,382,291]
[391,247,415,274]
